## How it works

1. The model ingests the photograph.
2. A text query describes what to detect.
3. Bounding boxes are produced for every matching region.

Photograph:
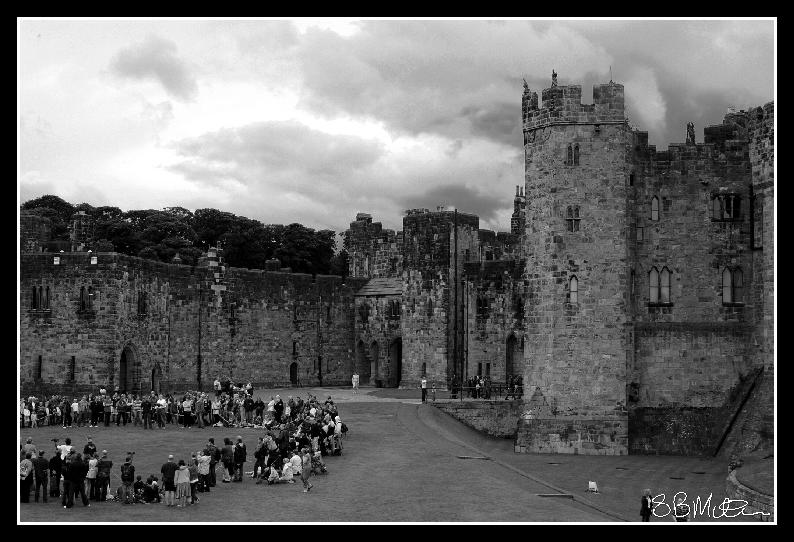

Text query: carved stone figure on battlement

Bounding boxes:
[523,78,529,94]
[686,121,695,145]
[551,70,558,87]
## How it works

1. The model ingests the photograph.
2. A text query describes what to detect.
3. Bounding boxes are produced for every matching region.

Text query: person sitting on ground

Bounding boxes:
[133,475,146,502]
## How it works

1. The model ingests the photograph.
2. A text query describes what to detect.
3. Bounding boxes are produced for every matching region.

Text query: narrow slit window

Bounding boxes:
[573,144,580,166]
[31,286,38,310]
[569,275,578,304]
[725,196,733,219]
[88,286,94,311]
[79,286,87,312]
[649,267,659,303]
[733,196,741,218]
[45,286,50,310]
[712,196,722,219]
[69,356,76,382]
[567,144,573,165]
[37,355,43,380]
[651,197,660,221]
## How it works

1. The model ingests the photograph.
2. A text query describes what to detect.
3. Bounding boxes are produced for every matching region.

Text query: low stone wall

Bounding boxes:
[726,469,774,521]
[432,400,521,438]
[515,415,628,455]
[629,407,726,456]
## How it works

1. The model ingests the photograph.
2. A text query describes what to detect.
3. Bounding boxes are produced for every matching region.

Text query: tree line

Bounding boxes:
[21,195,349,276]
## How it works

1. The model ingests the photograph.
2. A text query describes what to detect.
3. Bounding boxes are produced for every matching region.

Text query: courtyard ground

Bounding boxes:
[18,385,771,523]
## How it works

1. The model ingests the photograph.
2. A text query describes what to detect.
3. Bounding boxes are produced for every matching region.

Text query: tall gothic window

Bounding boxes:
[566,144,573,165]
[660,267,671,303]
[722,267,744,304]
[79,286,88,312]
[651,196,660,221]
[649,267,659,303]
[573,144,580,166]
[31,286,38,310]
[566,206,581,232]
[138,290,147,315]
[569,275,578,304]
[44,286,50,310]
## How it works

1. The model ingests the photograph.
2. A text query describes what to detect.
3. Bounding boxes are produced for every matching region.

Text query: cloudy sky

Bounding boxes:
[19,18,775,234]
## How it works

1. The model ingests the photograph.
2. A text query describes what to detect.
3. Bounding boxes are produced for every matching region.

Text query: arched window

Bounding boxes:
[31,286,38,310]
[566,206,581,232]
[36,355,43,380]
[79,286,87,312]
[421,362,427,377]
[88,286,94,311]
[660,267,671,303]
[651,196,660,221]
[569,275,578,304]
[427,299,433,319]
[138,291,147,315]
[573,144,580,166]
[712,196,722,219]
[733,268,744,303]
[567,144,573,165]
[723,267,744,304]
[38,286,43,310]
[649,267,659,303]
[44,286,50,310]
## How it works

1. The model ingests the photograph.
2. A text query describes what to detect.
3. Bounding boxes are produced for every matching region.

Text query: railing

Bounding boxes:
[439,384,523,401]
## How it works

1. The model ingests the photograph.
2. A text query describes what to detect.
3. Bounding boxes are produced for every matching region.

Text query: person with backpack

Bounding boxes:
[70,453,90,507]
[20,452,34,503]
[120,455,135,504]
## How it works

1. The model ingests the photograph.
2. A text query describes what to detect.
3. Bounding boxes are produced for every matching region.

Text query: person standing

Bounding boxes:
[132,395,142,426]
[203,438,219,487]
[352,372,359,394]
[160,454,178,507]
[420,376,427,403]
[20,453,34,503]
[233,436,247,482]
[102,394,112,427]
[195,394,205,429]
[85,452,98,501]
[214,377,221,397]
[49,450,62,499]
[95,450,113,501]
[22,437,37,458]
[640,488,654,522]
[32,450,49,503]
[188,454,199,504]
[300,447,313,493]
[221,438,234,483]
[142,395,152,429]
[174,460,190,508]
[196,451,211,493]
[182,396,193,428]
[120,455,135,504]
[71,453,90,507]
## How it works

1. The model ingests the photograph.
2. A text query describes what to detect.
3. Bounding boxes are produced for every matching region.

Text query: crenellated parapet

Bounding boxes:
[522,74,625,133]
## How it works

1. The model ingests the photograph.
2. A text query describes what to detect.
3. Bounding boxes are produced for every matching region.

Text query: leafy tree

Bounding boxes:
[21,195,76,240]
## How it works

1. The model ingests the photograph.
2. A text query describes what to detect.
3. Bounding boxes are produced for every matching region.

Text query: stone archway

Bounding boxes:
[119,343,141,394]
[289,362,298,385]
[356,340,370,385]
[151,363,162,394]
[369,341,379,385]
[389,338,402,387]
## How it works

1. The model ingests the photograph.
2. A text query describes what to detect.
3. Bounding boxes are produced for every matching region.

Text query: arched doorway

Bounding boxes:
[389,338,402,387]
[119,343,141,394]
[356,340,370,385]
[506,334,516,384]
[151,364,162,394]
[369,341,379,385]
[289,362,298,385]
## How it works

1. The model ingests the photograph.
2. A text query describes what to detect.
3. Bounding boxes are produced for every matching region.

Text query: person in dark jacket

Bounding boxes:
[233,436,247,482]
[221,438,234,483]
[203,438,219,487]
[141,396,152,429]
[32,450,49,502]
[49,450,62,498]
[640,488,654,522]
[95,450,113,501]
[120,456,135,504]
[70,453,90,507]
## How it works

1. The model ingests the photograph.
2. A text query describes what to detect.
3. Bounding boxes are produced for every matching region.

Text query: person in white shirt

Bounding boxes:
[214,378,221,397]
[352,372,359,394]
[55,438,73,457]
[290,452,302,475]
[421,377,427,403]
[71,399,80,426]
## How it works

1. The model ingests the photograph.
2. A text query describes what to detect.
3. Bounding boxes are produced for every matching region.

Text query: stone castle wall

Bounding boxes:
[20,252,365,396]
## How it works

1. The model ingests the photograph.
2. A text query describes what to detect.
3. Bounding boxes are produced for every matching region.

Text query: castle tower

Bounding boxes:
[510,185,526,237]
[517,74,631,455]
[69,210,94,252]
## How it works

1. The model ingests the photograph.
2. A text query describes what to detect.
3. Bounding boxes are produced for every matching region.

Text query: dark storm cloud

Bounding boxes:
[398,184,508,225]
[169,120,385,188]
[109,34,198,101]
[460,102,522,149]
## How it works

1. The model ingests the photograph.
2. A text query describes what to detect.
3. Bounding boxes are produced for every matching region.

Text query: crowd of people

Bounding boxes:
[20,386,349,508]
[462,375,523,400]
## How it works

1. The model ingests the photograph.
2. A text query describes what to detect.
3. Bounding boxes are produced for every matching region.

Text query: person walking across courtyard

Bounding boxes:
[640,488,654,522]
[421,376,427,403]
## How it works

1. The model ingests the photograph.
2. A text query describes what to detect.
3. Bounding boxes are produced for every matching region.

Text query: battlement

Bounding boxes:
[523,79,625,132]
[402,208,480,230]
